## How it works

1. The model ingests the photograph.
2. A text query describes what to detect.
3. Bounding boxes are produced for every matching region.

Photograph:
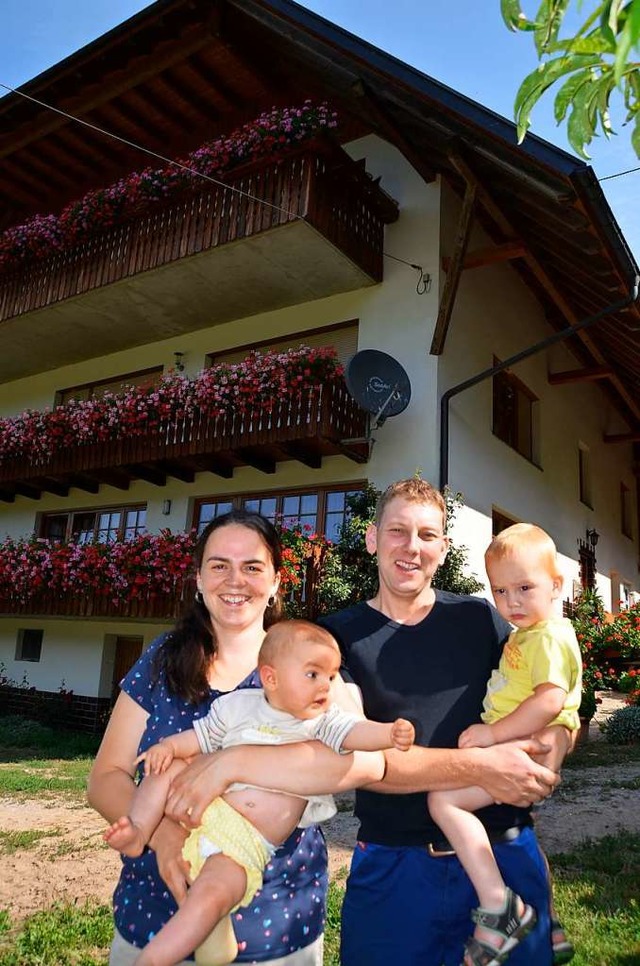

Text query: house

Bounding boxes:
[0,0,638,730]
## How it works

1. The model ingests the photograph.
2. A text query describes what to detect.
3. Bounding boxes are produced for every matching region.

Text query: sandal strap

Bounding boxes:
[470,887,528,942]
[462,935,505,966]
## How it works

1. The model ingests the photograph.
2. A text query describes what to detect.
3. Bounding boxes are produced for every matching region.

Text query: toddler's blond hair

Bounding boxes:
[485,523,561,579]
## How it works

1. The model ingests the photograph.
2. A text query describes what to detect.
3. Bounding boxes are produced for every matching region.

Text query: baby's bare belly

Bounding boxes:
[223,787,307,845]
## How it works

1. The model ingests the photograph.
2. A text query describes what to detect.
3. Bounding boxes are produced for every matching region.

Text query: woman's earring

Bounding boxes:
[267,594,276,608]
[195,589,204,604]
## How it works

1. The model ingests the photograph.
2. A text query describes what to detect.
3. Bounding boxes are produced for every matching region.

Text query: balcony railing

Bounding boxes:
[0,381,370,501]
[0,141,398,323]
[0,586,189,621]
[0,549,323,622]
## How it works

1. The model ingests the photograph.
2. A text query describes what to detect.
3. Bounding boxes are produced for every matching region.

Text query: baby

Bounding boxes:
[428,524,582,966]
[105,619,414,966]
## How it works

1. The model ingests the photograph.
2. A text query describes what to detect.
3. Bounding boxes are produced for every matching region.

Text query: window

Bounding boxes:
[492,365,537,462]
[491,508,519,536]
[621,482,633,539]
[16,628,43,662]
[57,367,162,406]
[578,445,592,508]
[208,321,358,368]
[195,485,364,540]
[40,506,147,543]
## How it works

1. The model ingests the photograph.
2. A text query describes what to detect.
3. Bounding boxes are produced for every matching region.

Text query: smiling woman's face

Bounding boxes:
[196,523,280,633]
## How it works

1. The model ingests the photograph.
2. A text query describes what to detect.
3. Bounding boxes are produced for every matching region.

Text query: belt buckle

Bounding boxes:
[427,841,456,858]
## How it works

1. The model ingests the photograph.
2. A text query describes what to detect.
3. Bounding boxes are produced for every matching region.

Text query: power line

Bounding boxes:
[599,164,640,183]
[0,82,303,220]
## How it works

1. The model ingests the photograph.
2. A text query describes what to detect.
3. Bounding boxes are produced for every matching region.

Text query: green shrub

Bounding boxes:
[604,705,640,744]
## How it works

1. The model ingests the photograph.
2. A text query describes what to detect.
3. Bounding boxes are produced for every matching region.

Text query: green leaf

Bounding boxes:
[632,109,640,156]
[514,53,602,117]
[614,2,640,85]
[501,0,527,30]
[554,70,596,122]
[567,82,597,157]
[534,0,571,54]
[595,75,616,134]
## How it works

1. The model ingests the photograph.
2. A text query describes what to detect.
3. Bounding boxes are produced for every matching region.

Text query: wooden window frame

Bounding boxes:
[206,320,358,366]
[15,628,43,663]
[38,504,147,543]
[193,483,366,540]
[578,444,593,509]
[620,482,633,539]
[492,363,538,464]
[491,508,520,537]
[55,366,163,406]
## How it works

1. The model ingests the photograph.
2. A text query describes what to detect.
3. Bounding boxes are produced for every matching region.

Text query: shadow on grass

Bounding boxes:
[0,716,100,763]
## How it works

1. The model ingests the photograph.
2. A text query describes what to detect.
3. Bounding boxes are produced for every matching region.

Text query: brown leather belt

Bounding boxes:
[426,824,525,858]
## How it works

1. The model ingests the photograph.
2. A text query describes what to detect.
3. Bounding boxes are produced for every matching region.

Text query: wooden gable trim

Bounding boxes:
[548,366,612,385]
[441,240,526,273]
[449,151,640,423]
[430,179,476,355]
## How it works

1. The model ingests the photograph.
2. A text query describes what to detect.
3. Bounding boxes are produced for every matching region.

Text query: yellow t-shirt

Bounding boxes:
[481,617,582,732]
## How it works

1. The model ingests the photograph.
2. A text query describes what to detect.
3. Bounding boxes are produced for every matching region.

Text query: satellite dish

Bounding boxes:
[345,350,412,428]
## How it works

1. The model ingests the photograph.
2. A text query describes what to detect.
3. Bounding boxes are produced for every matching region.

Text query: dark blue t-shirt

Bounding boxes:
[320,591,531,846]
[114,634,327,960]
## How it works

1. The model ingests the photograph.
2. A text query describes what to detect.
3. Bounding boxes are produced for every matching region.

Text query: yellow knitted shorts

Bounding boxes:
[182,797,274,910]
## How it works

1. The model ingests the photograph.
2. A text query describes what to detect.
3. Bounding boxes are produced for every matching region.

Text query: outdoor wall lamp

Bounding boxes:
[162,499,172,516]
[173,352,185,372]
[586,528,599,548]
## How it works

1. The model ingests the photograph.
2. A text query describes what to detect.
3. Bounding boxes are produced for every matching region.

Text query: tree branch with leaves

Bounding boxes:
[501,1,640,158]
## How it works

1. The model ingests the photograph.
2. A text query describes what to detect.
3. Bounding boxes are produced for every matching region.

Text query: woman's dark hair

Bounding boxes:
[155,509,283,703]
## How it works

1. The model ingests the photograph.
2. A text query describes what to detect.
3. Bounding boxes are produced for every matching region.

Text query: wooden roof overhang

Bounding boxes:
[1,0,639,435]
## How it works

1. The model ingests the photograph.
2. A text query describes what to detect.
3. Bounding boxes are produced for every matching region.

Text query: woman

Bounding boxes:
[88,509,380,966]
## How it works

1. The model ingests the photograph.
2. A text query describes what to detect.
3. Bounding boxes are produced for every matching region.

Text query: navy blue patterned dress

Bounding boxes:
[113,634,328,962]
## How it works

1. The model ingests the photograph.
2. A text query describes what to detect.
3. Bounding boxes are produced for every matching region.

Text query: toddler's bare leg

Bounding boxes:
[105,760,188,858]
[134,853,245,966]
[429,786,530,951]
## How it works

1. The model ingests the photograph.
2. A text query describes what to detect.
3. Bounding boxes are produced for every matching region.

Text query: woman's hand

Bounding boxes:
[148,817,191,905]
[165,751,231,828]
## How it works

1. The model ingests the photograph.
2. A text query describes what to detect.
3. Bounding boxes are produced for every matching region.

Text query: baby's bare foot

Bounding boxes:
[104,815,146,857]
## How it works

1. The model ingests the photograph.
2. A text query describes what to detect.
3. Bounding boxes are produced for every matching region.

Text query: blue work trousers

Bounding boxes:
[340,828,552,966]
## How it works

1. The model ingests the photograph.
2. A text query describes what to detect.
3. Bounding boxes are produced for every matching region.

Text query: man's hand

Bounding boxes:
[148,817,190,905]
[474,738,560,806]
[391,718,415,751]
[458,723,495,749]
[134,740,175,776]
[166,750,230,828]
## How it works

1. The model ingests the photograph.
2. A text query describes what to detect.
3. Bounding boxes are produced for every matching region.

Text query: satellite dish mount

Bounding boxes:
[342,349,412,453]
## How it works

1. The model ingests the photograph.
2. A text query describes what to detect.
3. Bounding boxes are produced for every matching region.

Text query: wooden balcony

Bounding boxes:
[0,382,370,502]
[0,586,188,622]
[0,142,398,382]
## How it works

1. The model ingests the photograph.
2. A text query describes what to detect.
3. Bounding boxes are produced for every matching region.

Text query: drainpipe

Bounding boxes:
[439,277,640,491]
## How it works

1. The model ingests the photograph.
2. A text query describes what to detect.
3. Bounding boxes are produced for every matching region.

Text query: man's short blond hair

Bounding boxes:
[258,619,339,667]
[485,523,560,579]
[376,478,446,528]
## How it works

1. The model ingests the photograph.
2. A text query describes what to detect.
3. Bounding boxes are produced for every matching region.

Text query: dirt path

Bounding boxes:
[1,694,637,922]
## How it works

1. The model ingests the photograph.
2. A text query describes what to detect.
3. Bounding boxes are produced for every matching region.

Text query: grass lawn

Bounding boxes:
[0,716,639,964]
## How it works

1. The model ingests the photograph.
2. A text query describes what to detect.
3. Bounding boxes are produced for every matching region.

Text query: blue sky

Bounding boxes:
[2,0,638,260]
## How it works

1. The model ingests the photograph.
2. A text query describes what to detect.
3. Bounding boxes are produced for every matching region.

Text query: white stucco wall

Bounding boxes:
[0,620,169,697]
[438,181,638,608]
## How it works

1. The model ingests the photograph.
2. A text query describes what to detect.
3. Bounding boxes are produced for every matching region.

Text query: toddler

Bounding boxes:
[429,524,582,966]
[105,619,414,966]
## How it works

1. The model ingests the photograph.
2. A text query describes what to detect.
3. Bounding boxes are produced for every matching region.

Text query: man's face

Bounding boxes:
[366,497,449,600]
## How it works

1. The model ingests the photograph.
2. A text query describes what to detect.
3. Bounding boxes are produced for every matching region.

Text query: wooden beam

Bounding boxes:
[0,26,214,159]
[448,151,640,423]
[351,82,437,184]
[603,433,640,443]
[125,464,167,487]
[441,240,527,273]
[548,366,613,385]
[430,180,476,355]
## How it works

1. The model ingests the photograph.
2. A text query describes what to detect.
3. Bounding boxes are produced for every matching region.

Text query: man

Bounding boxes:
[320,478,565,965]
